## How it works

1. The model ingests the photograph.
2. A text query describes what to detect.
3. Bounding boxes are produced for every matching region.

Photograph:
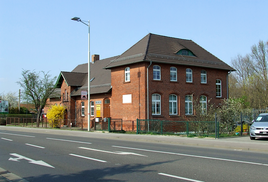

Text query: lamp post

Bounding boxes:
[71,17,91,131]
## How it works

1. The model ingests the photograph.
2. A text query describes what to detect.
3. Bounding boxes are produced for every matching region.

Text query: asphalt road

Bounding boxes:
[1,126,268,182]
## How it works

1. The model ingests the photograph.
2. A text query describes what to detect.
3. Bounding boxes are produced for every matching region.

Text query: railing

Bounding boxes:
[136,119,219,137]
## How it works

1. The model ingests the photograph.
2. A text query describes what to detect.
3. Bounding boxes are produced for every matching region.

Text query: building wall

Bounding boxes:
[110,63,147,121]
[148,63,228,120]
[110,62,229,121]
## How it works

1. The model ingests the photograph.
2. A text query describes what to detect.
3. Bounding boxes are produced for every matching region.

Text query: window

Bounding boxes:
[152,94,161,115]
[170,67,177,81]
[125,67,130,82]
[81,102,85,116]
[185,95,193,115]
[176,49,195,56]
[200,95,207,114]
[201,70,207,84]
[91,101,94,116]
[169,94,177,115]
[153,65,161,80]
[216,79,222,97]
[186,68,192,83]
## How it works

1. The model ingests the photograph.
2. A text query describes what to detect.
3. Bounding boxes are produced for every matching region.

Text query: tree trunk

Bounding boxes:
[36,108,42,127]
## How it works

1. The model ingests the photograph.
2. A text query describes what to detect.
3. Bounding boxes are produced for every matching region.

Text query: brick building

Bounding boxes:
[45,33,234,128]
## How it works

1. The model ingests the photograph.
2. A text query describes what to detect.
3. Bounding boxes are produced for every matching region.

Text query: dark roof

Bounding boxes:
[69,56,118,96]
[105,33,235,71]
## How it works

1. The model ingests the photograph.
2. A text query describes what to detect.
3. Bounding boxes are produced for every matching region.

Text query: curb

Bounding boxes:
[0,168,28,182]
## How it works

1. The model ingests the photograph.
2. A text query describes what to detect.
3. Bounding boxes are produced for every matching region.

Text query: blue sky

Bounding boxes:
[0,0,267,96]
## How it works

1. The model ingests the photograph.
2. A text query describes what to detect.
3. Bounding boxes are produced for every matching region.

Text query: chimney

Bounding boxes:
[91,54,100,63]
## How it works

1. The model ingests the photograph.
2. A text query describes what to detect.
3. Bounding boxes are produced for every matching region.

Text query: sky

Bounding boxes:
[0,0,268,97]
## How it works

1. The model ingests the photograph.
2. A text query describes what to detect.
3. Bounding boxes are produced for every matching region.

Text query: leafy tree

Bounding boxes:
[47,105,66,128]
[0,92,18,108]
[17,70,56,127]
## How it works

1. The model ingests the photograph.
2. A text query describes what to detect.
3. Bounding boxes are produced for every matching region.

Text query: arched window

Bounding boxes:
[201,70,207,84]
[170,67,177,81]
[169,94,177,115]
[200,95,207,114]
[152,94,161,115]
[125,67,130,82]
[185,95,193,115]
[186,68,192,83]
[176,49,195,56]
[216,79,222,97]
[153,65,161,80]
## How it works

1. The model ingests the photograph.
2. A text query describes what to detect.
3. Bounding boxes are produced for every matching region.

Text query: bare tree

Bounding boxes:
[17,70,56,126]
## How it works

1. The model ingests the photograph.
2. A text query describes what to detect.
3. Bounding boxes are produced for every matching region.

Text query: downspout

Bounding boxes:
[147,61,152,120]
[227,71,231,99]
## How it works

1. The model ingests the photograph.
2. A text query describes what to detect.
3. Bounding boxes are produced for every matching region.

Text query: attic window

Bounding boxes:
[176,49,195,56]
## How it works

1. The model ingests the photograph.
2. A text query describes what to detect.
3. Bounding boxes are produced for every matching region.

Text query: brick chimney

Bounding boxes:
[91,54,100,62]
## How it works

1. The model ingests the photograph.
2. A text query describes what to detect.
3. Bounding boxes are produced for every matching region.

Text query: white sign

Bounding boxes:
[123,94,132,103]
[81,90,87,100]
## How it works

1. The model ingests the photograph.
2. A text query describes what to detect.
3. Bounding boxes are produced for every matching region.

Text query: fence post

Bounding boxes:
[136,119,139,134]
[186,121,189,136]
[240,112,243,136]
[108,118,111,132]
[161,120,163,134]
[215,113,217,139]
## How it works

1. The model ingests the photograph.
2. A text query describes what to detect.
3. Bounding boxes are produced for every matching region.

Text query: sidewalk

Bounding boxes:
[0,167,28,182]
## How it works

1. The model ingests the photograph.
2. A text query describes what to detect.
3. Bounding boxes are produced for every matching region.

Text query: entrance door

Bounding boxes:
[103,98,110,118]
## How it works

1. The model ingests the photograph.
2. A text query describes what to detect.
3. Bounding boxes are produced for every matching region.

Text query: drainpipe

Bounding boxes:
[147,61,152,120]
[227,71,231,99]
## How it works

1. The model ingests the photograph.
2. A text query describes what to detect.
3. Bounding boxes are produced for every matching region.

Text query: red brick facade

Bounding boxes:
[111,62,229,121]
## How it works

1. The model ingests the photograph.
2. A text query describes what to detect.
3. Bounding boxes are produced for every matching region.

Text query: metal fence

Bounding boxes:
[136,119,219,137]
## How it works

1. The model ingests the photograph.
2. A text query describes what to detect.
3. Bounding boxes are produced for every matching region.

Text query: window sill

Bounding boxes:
[124,81,131,84]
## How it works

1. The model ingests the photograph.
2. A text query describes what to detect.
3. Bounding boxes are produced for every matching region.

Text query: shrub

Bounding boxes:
[47,105,65,128]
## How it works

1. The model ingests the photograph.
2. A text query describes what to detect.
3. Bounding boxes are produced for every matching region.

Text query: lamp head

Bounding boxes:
[71,17,81,22]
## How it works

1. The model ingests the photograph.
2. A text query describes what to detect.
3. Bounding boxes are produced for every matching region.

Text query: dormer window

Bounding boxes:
[176,49,195,56]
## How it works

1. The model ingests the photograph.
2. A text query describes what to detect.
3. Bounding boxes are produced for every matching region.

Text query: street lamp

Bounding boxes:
[71,17,91,131]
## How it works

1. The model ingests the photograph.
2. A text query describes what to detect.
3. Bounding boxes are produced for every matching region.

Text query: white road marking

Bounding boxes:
[0,132,35,138]
[159,173,204,182]
[46,137,92,145]
[113,145,268,167]
[1,137,13,141]
[9,153,54,168]
[69,154,107,163]
[25,143,45,149]
[79,147,147,157]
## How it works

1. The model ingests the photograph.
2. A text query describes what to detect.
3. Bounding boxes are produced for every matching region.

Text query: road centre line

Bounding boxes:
[113,145,268,167]
[159,173,204,182]
[1,137,13,141]
[46,137,92,145]
[0,132,35,138]
[25,143,45,149]
[79,147,147,157]
[69,154,107,163]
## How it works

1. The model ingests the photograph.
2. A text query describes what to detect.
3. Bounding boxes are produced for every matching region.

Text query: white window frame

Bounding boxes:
[201,70,207,84]
[152,94,161,115]
[169,94,177,115]
[200,95,207,114]
[216,79,222,97]
[153,65,161,80]
[81,102,85,116]
[90,101,94,116]
[185,95,193,115]
[186,68,192,83]
[170,67,177,81]
[125,67,130,82]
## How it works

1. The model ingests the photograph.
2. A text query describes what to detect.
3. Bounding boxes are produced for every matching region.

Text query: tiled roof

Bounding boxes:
[105,33,235,71]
